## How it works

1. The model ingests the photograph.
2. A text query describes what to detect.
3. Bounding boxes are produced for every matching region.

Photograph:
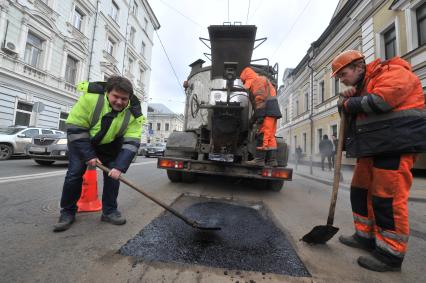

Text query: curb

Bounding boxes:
[294,172,426,203]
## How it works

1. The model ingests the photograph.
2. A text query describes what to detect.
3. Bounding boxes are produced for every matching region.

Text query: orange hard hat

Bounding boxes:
[331,50,365,77]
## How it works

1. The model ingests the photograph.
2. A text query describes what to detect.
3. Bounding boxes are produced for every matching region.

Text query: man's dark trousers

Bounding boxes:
[60,143,120,216]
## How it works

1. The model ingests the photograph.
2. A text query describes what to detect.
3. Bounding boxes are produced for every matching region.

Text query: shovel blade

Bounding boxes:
[301,225,339,244]
[193,219,221,231]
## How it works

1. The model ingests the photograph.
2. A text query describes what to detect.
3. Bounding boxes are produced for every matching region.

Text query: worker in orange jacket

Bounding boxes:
[332,50,426,272]
[240,67,282,166]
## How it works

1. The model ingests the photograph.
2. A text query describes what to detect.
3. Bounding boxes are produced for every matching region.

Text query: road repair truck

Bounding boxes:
[157,24,292,191]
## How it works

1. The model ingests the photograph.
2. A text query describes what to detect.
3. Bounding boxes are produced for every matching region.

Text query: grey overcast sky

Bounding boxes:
[147,0,341,114]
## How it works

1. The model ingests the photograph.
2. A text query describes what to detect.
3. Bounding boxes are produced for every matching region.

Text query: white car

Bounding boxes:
[0,126,64,160]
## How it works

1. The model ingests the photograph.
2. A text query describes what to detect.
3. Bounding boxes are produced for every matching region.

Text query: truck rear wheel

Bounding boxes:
[167,170,182,182]
[267,180,284,191]
[181,172,197,183]
[34,160,55,166]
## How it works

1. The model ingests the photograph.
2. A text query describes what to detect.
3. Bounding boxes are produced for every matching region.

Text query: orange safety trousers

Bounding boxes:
[350,154,416,264]
[256,116,277,150]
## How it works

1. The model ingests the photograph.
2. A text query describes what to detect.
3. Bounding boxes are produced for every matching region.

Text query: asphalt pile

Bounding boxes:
[120,199,310,277]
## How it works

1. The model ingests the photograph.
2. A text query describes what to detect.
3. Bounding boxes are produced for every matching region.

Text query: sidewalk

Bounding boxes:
[290,162,426,202]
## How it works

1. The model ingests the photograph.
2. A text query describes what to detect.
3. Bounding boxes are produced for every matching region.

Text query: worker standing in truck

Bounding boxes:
[53,76,144,232]
[240,67,282,166]
[333,50,426,272]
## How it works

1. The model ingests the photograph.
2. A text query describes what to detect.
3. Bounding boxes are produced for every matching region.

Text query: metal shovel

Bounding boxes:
[301,111,346,244]
[96,163,221,231]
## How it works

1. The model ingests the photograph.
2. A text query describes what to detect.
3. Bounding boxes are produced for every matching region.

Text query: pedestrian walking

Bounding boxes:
[332,50,426,271]
[319,135,333,171]
[54,76,144,232]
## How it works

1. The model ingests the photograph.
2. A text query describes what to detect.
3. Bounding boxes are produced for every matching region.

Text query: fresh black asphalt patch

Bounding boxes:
[119,197,310,277]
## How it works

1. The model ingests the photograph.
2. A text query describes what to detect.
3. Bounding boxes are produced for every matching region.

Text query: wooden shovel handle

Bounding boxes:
[326,111,346,226]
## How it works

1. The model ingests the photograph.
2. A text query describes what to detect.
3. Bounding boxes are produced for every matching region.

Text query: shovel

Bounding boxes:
[96,163,221,231]
[301,111,346,244]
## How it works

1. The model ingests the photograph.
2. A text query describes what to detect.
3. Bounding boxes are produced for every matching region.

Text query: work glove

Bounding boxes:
[337,87,356,114]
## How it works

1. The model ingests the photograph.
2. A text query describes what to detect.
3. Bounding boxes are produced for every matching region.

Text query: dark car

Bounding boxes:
[26,133,68,165]
[145,143,166,157]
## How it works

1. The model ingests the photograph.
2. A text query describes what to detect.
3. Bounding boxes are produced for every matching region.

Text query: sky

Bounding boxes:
[147,0,341,114]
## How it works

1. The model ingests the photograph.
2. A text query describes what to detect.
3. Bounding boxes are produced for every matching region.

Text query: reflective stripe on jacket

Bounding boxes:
[344,57,426,157]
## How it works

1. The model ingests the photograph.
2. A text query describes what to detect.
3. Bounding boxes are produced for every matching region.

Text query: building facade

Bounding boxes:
[277,0,426,165]
[146,103,184,144]
[0,0,160,130]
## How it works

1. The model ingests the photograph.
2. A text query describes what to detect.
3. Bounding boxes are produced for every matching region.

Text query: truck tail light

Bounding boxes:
[158,159,184,169]
[261,168,291,180]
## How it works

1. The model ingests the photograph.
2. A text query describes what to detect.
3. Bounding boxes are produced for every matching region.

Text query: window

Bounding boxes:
[293,135,297,150]
[305,92,309,111]
[319,81,325,103]
[65,56,78,84]
[417,2,426,46]
[133,1,138,15]
[106,37,115,55]
[110,1,119,22]
[284,108,288,122]
[331,124,337,137]
[165,123,169,131]
[302,133,307,152]
[144,18,148,30]
[127,57,134,74]
[317,128,323,152]
[141,41,146,56]
[59,112,68,131]
[22,129,39,138]
[139,68,145,83]
[129,27,136,45]
[42,129,54,134]
[334,78,340,96]
[73,8,84,31]
[24,32,43,67]
[384,26,396,59]
[156,123,161,131]
[15,102,33,126]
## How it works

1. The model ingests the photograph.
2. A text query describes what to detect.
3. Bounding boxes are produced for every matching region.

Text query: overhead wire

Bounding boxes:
[272,0,313,58]
[154,29,185,96]
[158,0,204,29]
[245,0,251,24]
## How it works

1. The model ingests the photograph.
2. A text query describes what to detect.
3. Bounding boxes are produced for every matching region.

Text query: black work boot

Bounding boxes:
[53,213,75,232]
[101,211,126,225]
[357,254,402,272]
[265,150,278,167]
[339,234,375,251]
[245,150,266,166]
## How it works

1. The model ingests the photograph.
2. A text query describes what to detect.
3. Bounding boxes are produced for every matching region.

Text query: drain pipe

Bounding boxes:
[88,0,100,81]
[307,46,315,175]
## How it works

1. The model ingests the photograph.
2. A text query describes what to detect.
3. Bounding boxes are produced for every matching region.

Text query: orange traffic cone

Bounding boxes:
[77,165,102,212]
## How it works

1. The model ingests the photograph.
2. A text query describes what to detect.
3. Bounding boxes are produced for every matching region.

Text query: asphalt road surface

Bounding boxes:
[0,157,425,282]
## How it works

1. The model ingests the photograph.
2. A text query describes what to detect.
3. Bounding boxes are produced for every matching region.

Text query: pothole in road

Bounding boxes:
[119,195,310,277]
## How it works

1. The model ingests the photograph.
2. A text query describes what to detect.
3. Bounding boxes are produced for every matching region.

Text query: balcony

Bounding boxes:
[0,51,77,96]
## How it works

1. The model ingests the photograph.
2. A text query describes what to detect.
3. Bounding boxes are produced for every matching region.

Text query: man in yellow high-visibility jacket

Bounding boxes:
[54,76,144,232]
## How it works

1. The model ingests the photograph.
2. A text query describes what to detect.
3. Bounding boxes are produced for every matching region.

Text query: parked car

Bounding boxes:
[0,126,64,160]
[26,133,68,165]
[27,133,138,165]
[145,143,166,157]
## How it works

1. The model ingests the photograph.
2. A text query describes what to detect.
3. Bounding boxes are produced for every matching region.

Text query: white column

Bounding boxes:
[44,40,53,71]
[18,15,29,60]
[0,5,8,43]
[60,50,68,79]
